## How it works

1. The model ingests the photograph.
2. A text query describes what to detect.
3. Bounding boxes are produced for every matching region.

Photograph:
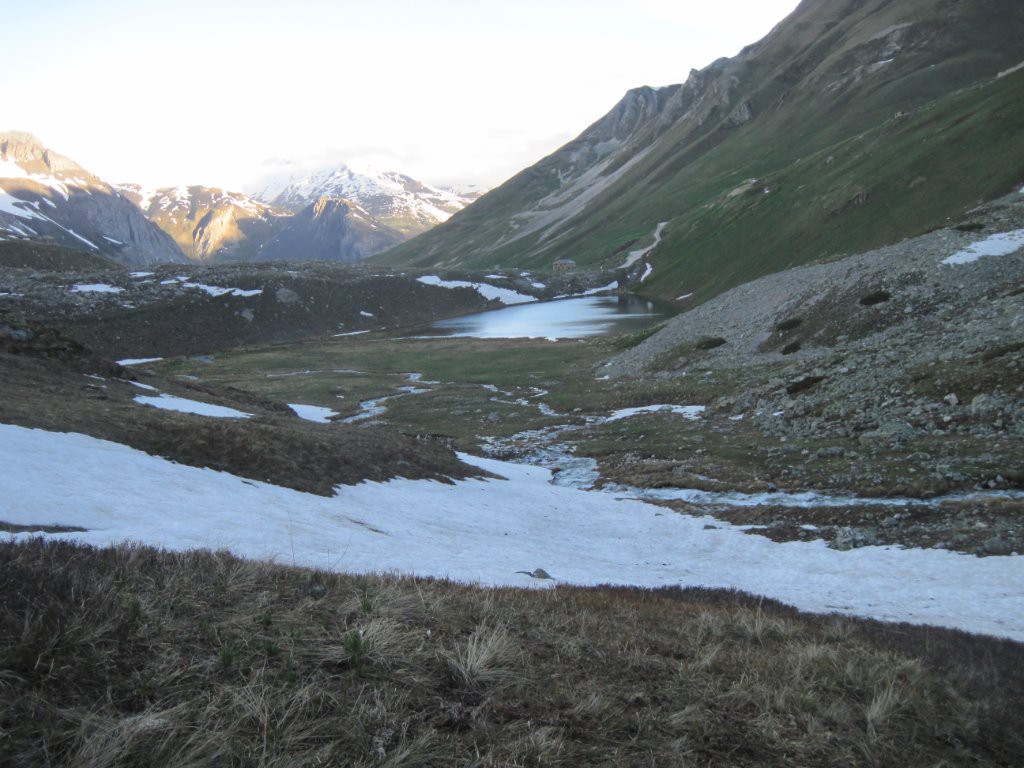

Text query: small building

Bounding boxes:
[552,258,576,272]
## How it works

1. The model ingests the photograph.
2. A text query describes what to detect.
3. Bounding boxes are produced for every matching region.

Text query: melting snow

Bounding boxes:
[134,394,252,419]
[604,404,705,422]
[116,357,163,366]
[183,282,263,298]
[71,283,122,294]
[941,228,1024,265]
[0,189,44,220]
[417,275,536,305]
[288,403,338,423]
[3,424,1022,641]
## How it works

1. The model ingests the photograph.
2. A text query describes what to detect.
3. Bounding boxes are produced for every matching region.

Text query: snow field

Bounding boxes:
[3,424,1022,642]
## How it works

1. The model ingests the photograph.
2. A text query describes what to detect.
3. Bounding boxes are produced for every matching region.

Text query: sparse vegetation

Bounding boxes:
[2,539,1021,767]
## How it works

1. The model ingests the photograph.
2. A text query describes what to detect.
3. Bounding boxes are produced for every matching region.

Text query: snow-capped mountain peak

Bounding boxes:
[250,163,482,237]
[0,131,184,265]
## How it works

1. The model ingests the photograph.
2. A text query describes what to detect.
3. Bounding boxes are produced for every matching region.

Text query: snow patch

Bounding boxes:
[0,189,44,220]
[71,283,122,294]
[604,404,705,422]
[288,403,338,423]
[941,229,1024,265]
[134,394,252,419]
[182,282,263,298]
[116,357,163,366]
[417,275,536,305]
[3,424,1022,641]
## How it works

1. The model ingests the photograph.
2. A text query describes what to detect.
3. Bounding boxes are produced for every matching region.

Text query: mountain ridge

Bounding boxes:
[0,132,185,266]
[251,163,481,237]
[257,195,406,263]
[116,184,290,262]
[376,0,1024,304]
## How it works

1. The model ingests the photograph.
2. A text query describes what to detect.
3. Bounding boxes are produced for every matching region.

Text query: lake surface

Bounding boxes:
[421,295,670,340]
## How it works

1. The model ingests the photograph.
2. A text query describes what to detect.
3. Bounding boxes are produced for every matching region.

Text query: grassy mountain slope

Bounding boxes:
[377,0,1024,302]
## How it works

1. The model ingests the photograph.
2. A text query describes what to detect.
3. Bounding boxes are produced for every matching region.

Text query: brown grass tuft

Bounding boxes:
[1,539,1021,766]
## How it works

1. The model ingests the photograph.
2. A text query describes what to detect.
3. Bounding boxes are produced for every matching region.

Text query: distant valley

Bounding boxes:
[2,2,1024,763]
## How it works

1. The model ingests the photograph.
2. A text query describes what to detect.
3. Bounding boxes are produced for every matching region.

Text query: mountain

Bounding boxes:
[377,0,1024,303]
[116,184,290,261]
[0,132,184,266]
[252,164,481,237]
[257,196,405,263]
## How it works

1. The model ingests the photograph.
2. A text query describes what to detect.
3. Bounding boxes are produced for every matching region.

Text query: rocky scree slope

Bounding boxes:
[602,190,1024,465]
[378,0,1024,303]
[0,132,185,266]
[116,184,291,262]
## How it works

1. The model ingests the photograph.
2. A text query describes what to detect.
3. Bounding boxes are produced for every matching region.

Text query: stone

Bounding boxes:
[275,287,299,304]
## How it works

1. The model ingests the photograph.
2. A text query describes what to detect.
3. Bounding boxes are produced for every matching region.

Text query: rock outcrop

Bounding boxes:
[258,196,405,263]
[0,132,185,266]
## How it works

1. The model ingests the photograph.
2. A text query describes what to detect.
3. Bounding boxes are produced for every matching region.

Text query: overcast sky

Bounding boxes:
[6,0,801,192]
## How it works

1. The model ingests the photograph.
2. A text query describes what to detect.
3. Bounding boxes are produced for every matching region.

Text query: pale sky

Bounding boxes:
[4,0,801,192]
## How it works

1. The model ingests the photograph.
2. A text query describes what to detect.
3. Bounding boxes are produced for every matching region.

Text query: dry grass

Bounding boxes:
[1,539,1022,767]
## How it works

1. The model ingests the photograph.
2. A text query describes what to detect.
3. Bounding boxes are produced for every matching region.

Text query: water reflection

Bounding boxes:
[422,295,668,340]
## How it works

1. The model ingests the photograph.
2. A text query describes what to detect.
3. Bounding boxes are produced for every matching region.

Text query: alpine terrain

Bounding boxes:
[2,0,1024,765]
[116,184,291,262]
[377,0,1024,305]
[252,163,481,237]
[0,132,184,266]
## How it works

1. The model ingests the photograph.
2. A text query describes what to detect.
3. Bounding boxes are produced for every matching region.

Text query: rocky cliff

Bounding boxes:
[117,184,290,262]
[0,132,185,266]
[258,196,405,263]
